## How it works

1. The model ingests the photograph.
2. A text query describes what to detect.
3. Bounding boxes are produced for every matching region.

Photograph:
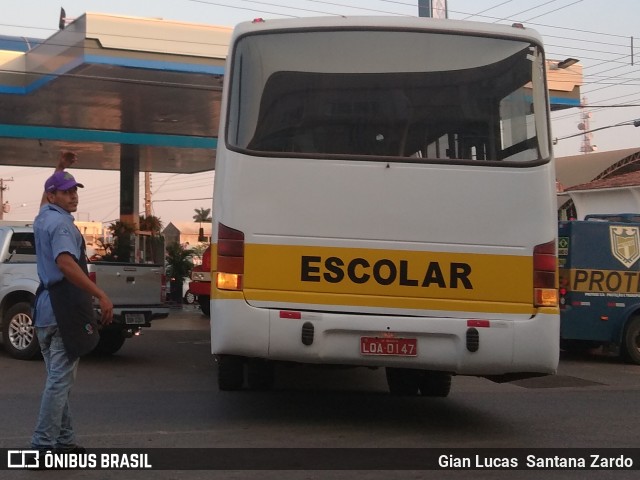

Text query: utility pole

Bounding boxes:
[144,172,152,217]
[0,177,14,220]
[578,96,597,154]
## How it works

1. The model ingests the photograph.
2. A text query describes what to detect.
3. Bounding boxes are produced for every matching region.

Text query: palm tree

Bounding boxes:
[105,220,136,262]
[139,215,164,264]
[109,220,136,237]
[139,214,163,234]
[193,207,212,242]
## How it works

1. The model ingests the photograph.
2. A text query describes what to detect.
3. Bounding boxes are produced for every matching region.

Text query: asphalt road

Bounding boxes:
[1,305,639,480]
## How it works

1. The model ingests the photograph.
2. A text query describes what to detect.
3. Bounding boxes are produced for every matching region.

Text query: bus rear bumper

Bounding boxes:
[211,300,559,376]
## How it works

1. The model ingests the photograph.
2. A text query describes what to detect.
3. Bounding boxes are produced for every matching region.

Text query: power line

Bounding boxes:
[521,0,584,23]
[0,3,635,77]
[302,0,407,16]
[153,197,213,202]
[554,117,640,143]
[491,0,560,23]
[448,5,631,39]
[0,1,633,47]
[461,0,517,20]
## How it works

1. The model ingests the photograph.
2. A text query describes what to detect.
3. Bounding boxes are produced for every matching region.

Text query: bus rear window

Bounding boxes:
[227,29,549,164]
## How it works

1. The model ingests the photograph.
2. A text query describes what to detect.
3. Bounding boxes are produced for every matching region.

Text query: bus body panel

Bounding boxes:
[216,155,555,317]
[211,298,559,375]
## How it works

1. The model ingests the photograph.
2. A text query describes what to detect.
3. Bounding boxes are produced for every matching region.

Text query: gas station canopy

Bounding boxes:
[0,13,231,174]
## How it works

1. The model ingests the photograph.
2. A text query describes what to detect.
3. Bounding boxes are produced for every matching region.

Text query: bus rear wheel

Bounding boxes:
[198,296,210,317]
[247,359,275,390]
[419,371,452,397]
[217,354,245,391]
[385,367,420,395]
[621,317,640,365]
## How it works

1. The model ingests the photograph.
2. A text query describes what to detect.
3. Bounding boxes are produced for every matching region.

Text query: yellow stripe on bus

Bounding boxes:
[211,244,536,313]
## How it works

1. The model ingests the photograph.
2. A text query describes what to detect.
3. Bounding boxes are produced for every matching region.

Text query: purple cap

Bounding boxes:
[44,171,84,193]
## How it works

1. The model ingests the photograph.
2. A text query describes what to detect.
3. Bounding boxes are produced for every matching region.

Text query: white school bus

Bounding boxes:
[211,16,559,395]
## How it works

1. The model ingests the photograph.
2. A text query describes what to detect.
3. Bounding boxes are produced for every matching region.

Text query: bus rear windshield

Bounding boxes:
[227,29,550,164]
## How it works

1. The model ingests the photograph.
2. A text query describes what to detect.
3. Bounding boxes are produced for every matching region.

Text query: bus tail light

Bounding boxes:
[533,240,558,307]
[216,223,244,291]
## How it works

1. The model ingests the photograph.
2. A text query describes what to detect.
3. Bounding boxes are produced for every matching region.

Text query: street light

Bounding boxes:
[557,58,579,69]
[550,57,580,70]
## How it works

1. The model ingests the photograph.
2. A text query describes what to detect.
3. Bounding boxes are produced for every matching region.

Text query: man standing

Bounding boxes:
[31,151,113,453]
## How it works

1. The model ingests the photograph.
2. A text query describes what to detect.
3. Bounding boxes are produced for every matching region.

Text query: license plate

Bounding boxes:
[125,313,146,325]
[360,337,417,356]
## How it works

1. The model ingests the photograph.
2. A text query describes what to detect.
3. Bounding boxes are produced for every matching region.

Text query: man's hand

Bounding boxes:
[97,294,114,325]
[56,151,77,172]
[41,151,79,207]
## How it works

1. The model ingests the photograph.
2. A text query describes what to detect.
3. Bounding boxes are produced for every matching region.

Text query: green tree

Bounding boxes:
[193,207,212,242]
[139,214,163,234]
[193,207,212,224]
[139,215,164,264]
[109,220,137,237]
[104,220,136,262]
[165,241,195,303]
[190,242,208,259]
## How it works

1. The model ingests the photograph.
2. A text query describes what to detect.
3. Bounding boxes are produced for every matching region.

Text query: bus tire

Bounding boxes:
[419,371,452,397]
[217,354,245,390]
[621,317,640,365]
[385,367,420,395]
[2,302,40,360]
[247,358,275,391]
[199,296,210,317]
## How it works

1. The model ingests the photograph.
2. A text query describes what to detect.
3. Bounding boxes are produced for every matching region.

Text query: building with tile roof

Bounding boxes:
[556,148,640,219]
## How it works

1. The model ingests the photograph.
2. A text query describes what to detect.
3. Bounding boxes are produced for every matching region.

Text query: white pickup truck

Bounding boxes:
[0,223,169,359]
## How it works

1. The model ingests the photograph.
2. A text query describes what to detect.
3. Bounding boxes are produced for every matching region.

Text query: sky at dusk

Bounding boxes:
[2,1,639,224]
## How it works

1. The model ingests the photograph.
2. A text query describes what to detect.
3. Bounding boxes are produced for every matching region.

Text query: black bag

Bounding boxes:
[47,237,99,359]
[48,278,100,359]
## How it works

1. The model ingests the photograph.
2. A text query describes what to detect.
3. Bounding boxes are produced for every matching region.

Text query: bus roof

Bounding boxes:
[231,16,544,46]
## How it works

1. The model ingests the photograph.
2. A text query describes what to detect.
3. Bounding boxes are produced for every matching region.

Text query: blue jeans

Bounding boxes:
[31,326,79,449]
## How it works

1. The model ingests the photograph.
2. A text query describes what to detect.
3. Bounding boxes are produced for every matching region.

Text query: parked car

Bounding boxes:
[0,224,169,359]
[166,277,196,304]
[183,281,196,304]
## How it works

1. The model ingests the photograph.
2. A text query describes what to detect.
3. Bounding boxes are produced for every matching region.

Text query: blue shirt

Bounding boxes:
[33,204,84,327]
